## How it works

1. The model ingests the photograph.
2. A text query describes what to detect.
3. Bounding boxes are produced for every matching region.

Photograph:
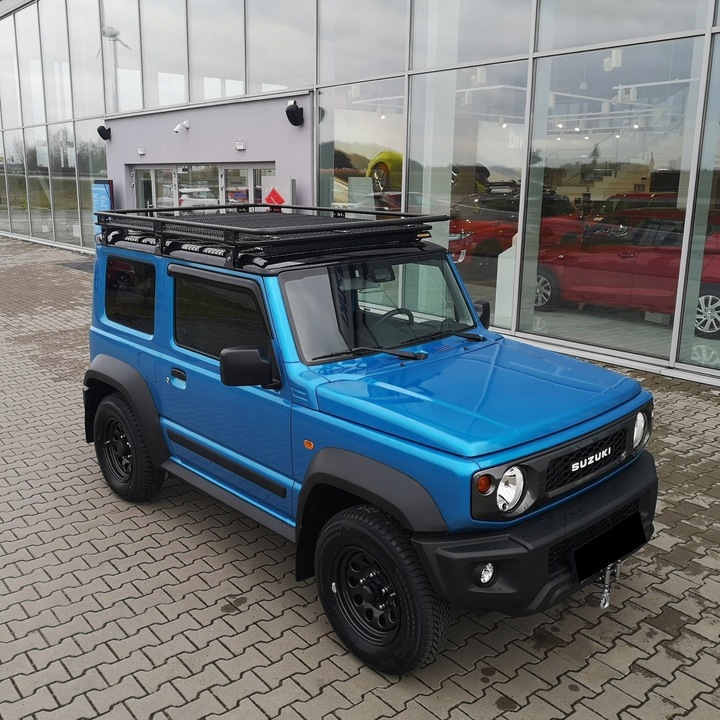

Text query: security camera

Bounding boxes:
[173,124,182,133]
[173,120,190,133]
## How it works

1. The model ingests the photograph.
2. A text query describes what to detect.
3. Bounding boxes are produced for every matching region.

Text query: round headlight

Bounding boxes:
[633,412,647,449]
[497,466,525,512]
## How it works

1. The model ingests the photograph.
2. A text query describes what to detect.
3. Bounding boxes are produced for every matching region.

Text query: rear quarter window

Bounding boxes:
[105,257,156,334]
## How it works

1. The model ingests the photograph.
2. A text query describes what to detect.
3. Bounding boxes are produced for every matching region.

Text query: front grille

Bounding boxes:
[545,429,626,493]
[547,499,639,574]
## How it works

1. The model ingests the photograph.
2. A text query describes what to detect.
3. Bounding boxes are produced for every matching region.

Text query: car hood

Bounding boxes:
[314,337,642,457]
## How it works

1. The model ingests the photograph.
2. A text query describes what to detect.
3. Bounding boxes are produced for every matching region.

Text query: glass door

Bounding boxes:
[133,167,176,211]
[222,164,275,205]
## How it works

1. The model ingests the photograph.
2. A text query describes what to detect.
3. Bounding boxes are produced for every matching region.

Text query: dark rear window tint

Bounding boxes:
[105,257,156,334]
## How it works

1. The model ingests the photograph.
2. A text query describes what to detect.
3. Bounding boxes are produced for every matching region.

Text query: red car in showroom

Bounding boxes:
[534,208,720,339]
[449,189,584,269]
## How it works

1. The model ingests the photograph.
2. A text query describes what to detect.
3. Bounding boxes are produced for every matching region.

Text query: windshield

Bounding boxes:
[281,252,476,363]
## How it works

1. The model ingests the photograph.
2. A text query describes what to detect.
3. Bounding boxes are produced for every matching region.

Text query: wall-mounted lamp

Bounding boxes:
[285,101,304,127]
[97,125,111,141]
[173,120,190,133]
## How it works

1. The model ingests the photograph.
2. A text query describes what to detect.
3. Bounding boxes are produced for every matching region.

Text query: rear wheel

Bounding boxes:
[93,393,164,501]
[315,505,451,675]
[695,285,720,338]
[535,268,560,310]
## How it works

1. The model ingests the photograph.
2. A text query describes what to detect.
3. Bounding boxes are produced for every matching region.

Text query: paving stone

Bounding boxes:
[1,236,720,720]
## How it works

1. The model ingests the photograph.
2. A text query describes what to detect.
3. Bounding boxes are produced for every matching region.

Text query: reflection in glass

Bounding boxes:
[319,0,407,84]
[412,0,532,69]
[177,165,219,211]
[409,63,528,327]
[520,39,702,359]
[16,5,46,126]
[0,133,9,232]
[75,119,108,246]
[100,0,142,113]
[49,123,80,245]
[188,0,244,102]
[4,129,29,235]
[246,0,314,94]
[25,126,53,241]
[225,168,251,204]
[317,79,406,208]
[39,0,73,122]
[140,0,188,108]
[678,37,720,369]
[0,17,22,129]
[155,169,177,213]
[67,0,104,119]
[538,0,709,52]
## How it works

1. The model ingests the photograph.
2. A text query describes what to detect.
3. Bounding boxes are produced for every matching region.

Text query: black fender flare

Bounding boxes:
[294,448,448,580]
[83,354,169,467]
[298,447,448,533]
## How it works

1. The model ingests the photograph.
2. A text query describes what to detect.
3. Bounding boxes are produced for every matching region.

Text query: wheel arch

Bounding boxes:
[83,354,169,467]
[294,448,448,581]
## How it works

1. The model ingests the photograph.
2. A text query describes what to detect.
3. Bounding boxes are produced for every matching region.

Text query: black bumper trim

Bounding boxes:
[412,450,658,615]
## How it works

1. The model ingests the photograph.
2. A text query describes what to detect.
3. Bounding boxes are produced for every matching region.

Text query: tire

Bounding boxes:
[535,268,560,311]
[93,392,164,502]
[370,162,390,192]
[695,284,720,339]
[315,505,451,675]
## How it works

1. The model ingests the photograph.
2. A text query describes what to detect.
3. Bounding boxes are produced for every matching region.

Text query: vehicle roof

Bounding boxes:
[96,203,448,273]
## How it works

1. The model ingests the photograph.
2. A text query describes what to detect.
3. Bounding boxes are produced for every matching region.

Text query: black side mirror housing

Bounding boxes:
[220,346,277,388]
[474,299,491,329]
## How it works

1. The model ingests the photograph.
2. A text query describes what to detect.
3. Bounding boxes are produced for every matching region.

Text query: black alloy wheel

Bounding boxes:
[315,505,451,675]
[94,393,164,502]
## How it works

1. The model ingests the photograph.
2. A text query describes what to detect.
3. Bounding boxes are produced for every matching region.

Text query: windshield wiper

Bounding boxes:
[453,330,486,341]
[416,328,487,344]
[312,346,427,362]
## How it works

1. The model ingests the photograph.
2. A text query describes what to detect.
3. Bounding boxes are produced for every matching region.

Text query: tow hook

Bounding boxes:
[596,560,622,610]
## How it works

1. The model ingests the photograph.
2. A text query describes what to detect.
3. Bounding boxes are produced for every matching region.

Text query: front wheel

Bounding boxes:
[695,285,720,338]
[93,393,164,501]
[315,505,451,675]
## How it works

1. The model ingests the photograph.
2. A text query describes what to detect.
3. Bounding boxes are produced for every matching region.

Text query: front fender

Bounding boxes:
[298,448,448,533]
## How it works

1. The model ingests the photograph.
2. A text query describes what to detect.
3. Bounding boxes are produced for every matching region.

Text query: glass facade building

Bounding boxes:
[1,0,720,384]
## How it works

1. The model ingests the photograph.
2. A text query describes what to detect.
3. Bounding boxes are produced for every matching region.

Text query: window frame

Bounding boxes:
[168,264,272,361]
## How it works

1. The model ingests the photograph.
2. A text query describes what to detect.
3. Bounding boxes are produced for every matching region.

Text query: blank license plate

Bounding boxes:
[573,513,646,582]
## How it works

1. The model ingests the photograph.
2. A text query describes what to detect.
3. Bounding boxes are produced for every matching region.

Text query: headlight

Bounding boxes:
[633,412,647,449]
[497,466,525,512]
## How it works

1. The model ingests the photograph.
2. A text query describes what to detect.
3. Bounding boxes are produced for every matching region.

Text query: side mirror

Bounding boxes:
[220,346,276,388]
[473,299,491,329]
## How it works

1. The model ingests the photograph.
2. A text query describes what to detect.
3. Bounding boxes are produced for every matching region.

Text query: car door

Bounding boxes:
[629,218,685,313]
[556,224,642,306]
[157,264,293,520]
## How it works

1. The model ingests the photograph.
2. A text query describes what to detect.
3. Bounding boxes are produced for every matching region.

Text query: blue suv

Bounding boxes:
[84,204,658,674]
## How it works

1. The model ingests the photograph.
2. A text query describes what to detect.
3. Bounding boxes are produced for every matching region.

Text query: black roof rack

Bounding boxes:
[96,202,449,269]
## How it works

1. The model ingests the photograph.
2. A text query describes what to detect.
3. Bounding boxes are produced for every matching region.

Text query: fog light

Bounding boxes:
[479,562,495,585]
[633,412,647,449]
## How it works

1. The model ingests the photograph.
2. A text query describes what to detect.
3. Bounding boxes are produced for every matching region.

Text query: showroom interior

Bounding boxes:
[1,0,720,385]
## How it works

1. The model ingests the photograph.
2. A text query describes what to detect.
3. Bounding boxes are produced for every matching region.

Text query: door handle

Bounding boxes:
[171,368,186,381]
[617,252,636,258]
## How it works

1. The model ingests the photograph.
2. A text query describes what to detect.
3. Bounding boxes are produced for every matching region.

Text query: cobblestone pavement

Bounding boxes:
[1,236,719,720]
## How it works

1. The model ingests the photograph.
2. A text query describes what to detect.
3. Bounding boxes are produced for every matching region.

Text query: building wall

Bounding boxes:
[1,0,719,385]
[105,97,315,208]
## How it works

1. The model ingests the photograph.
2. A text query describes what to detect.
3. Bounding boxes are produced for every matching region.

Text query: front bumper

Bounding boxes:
[412,450,658,615]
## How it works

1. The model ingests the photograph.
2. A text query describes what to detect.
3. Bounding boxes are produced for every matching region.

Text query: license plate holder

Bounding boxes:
[573,513,646,582]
